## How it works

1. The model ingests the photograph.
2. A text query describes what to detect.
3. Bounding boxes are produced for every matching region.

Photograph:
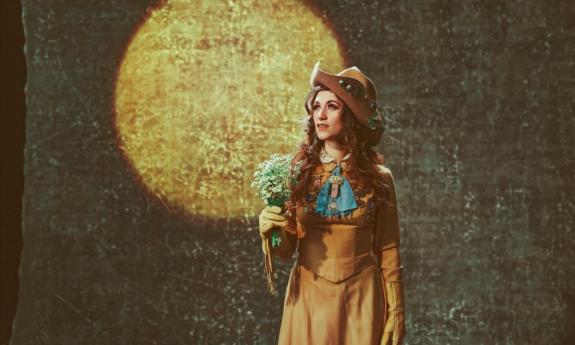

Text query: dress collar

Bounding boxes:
[319,146,351,164]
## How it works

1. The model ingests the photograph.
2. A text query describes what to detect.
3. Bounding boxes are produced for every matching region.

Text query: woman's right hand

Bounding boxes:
[258,205,288,239]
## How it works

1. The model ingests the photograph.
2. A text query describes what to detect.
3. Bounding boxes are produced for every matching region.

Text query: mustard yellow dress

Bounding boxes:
[269,148,403,345]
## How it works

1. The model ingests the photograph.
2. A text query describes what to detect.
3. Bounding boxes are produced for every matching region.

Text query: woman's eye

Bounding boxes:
[329,104,338,110]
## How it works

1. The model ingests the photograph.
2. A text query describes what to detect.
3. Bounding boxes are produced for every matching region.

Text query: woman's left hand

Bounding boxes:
[381,280,406,345]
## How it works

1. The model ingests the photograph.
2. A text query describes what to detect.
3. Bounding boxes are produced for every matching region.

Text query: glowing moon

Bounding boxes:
[115,0,345,220]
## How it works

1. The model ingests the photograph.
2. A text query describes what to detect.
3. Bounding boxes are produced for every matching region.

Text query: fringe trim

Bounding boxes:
[263,239,278,296]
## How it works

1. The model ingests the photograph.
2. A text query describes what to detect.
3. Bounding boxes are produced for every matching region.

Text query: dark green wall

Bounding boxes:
[12,0,574,344]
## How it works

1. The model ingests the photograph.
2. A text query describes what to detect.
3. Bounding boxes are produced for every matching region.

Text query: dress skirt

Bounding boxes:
[277,261,386,345]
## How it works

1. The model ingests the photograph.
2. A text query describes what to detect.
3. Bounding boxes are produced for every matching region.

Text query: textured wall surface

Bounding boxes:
[14,0,574,344]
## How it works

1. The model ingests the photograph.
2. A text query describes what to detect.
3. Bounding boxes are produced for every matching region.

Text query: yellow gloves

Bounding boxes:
[258,205,298,260]
[376,246,406,345]
[381,280,405,345]
[258,205,288,254]
[258,205,298,295]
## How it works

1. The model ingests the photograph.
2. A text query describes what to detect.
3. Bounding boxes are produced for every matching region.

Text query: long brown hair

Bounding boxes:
[289,85,394,211]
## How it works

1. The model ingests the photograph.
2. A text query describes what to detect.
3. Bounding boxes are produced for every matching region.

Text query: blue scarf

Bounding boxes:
[315,165,357,216]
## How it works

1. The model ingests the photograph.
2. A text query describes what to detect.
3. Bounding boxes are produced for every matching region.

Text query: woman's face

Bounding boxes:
[312,90,345,143]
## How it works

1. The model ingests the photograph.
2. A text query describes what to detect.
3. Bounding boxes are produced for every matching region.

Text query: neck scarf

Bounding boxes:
[315,147,357,216]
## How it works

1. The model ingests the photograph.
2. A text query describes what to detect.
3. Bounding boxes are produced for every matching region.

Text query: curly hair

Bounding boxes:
[289,84,394,212]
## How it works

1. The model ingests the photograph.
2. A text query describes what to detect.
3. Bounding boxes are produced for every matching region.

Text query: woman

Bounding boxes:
[258,62,406,345]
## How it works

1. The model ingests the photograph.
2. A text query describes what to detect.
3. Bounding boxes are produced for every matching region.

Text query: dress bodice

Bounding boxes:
[292,148,380,283]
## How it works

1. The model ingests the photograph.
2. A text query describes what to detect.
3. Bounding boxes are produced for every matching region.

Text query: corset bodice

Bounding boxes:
[294,158,379,283]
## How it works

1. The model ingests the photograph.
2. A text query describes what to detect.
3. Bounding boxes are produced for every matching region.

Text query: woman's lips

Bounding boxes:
[317,124,328,131]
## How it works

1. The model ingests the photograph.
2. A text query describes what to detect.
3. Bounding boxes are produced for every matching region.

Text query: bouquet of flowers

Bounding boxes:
[251,152,298,295]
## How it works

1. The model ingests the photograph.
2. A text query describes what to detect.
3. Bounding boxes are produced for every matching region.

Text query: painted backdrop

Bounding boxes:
[14,0,574,344]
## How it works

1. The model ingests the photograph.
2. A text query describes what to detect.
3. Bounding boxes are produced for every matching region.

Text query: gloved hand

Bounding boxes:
[258,205,292,296]
[381,280,405,345]
[258,205,288,254]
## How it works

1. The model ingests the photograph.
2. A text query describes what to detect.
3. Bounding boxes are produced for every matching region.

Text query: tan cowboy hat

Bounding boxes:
[307,61,385,146]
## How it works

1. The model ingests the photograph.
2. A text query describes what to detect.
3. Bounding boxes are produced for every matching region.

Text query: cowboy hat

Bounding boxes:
[307,61,385,146]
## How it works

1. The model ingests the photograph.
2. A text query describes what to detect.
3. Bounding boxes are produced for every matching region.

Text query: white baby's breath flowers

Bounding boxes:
[251,153,296,208]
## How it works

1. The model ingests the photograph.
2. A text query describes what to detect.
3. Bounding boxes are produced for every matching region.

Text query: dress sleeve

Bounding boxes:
[372,166,404,282]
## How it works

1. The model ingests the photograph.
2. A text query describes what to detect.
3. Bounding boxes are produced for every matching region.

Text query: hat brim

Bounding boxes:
[309,61,384,145]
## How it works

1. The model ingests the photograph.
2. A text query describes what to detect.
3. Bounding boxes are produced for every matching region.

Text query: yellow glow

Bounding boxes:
[115,0,344,220]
